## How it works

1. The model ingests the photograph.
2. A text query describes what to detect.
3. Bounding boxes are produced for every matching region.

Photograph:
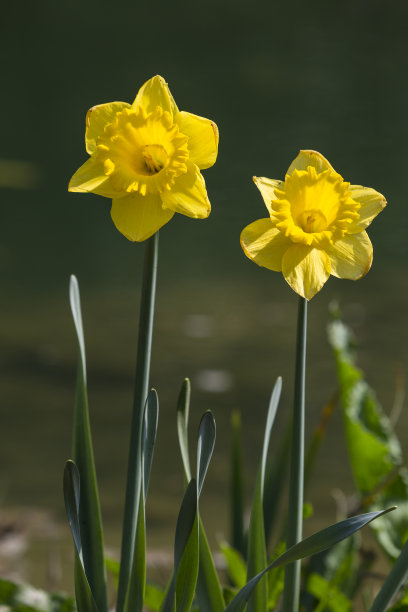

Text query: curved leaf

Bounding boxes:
[125,390,159,612]
[69,276,107,612]
[197,411,216,498]
[174,479,199,612]
[369,537,408,612]
[196,519,225,612]
[143,389,159,501]
[63,460,99,612]
[177,379,192,482]
[225,508,395,612]
[328,316,408,559]
[260,377,282,498]
[69,275,86,381]
[247,378,282,612]
[195,412,224,612]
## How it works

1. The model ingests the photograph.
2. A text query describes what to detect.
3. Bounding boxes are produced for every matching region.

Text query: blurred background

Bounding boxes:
[1,0,407,595]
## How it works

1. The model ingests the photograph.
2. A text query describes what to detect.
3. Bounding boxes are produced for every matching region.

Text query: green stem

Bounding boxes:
[369,538,408,612]
[282,296,307,612]
[117,233,159,612]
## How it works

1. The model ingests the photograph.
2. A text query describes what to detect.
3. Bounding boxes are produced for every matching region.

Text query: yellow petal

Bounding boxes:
[177,111,219,169]
[111,192,174,242]
[282,244,331,299]
[85,102,130,154]
[347,185,387,233]
[240,219,291,271]
[132,75,178,117]
[69,157,118,197]
[287,150,334,176]
[328,231,372,280]
[253,176,285,216]
[161,162,210,219]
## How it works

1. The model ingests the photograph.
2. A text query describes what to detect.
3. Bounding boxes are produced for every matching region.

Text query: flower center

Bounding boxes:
[142,144,169,174]
[298,209,327,233]
[271,166,360,247]
[96,106,189,196]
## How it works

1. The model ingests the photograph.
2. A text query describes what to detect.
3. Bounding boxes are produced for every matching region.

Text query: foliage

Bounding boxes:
[0,578,75,612]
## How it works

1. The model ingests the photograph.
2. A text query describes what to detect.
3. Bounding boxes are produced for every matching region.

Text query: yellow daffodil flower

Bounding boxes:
[240,150,386,300]
[69,75,219,241]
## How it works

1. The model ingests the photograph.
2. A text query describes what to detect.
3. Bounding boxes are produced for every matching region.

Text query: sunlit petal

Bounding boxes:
[253,176,285,216]
[161,162,210,218]
[282,244,331,300]
[132,75,178,117]
[287,150,334,176]
[68,157,118,197]
[111,192,174,242]
[328,231,373,280]
[241,219,291,271]
[85,102,130,154]
[177,111,219,169]
[69,76,217,241]
[348,185,387,233]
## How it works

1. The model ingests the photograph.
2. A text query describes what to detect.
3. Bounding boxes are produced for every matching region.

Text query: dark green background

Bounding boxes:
[1,0,407,590]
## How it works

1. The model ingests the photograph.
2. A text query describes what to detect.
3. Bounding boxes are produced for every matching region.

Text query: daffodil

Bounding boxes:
[69,76,219,241]
[240,150,386,299]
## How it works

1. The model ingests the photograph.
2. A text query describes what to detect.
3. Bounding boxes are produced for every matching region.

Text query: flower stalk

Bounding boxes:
[282,296,307,612]
[116,232,159,612]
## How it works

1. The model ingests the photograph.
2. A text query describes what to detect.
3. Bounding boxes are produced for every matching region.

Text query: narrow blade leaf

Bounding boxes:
[225,508,395,612]
[260,377,282,498]
[177,379,192,482]
[196,519,225,612]
[63,460,99,612]
[143,389,159,501]
[369,537,408,612]
[69,276,107,612]
[197,411,216,498]
[125,390,159,612]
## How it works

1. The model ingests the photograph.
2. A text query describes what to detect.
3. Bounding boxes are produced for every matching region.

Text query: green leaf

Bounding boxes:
[105,558,120,587]
[306,573,352,612]
[230,411,245,556]
[197,411,216,498]
[142,390,159,502]
[194,411,224,612]
[266,542,286,609]
[69,276,107,612]
[117,233,158,612]
[246,378,281,612]
[263,423,291,548]
[260,377,282,499]
[328,317,408,558]
[369,537,408,612]
[196,518,225,612]
[160,480,199,612]
[159,575,175,612]
[246,470,267,612]
[388,589,408,611]
[63,460,99,612]
[224,508,395,612]
[174,479,199,612]
[125,390,159,612]
[177,378,192,482]
[124,490,145,612]
[144,584,165,611]
[0,578,76,612]
[220,542,247,589]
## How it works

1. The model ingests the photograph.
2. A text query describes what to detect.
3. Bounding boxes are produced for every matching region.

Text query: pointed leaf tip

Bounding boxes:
[197,410,216,497]
[69,275,87,381]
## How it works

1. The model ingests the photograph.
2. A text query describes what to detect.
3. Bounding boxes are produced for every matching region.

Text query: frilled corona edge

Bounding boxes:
[241,150,386,299]
[69,75,219,242]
